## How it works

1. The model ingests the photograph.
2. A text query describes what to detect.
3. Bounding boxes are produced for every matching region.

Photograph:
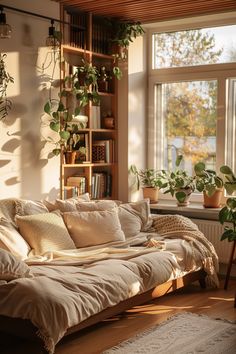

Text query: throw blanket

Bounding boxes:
[151,214,219,287]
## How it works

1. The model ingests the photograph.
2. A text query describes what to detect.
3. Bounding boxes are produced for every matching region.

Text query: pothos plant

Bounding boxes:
[44,59,101,156]
[0,53,14,120]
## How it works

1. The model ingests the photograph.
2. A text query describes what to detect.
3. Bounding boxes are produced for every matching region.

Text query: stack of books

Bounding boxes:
[66,175,87,195]
[91,172,112,198]
[91,105,101,129]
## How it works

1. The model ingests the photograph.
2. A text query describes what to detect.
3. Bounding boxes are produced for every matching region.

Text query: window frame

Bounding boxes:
[147,13,236,203]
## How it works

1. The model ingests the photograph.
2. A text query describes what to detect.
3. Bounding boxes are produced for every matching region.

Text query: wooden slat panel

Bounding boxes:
[53,0,236,23]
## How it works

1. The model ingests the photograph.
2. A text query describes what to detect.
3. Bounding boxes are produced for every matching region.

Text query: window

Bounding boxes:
[148,18,236,201]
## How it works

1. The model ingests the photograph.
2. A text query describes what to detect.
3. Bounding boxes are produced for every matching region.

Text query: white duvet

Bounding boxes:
[0,228,219,354]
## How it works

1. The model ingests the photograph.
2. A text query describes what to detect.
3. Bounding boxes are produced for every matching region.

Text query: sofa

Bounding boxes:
[0,196,219,354]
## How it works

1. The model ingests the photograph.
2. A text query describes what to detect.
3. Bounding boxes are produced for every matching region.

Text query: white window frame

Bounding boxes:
[147,12,236,203]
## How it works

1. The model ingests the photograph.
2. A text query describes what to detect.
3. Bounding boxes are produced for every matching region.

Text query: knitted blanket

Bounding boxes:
[151,214,219,287]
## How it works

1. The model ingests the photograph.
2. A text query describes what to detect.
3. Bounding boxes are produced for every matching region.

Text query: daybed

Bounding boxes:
[0,196,219,354]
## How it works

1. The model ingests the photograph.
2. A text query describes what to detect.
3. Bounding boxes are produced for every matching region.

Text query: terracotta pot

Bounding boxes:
[175,188,192,206]
[65,151,76,164]
[203,189,223,208]
[103,117,115,129]
[142,187,159,204]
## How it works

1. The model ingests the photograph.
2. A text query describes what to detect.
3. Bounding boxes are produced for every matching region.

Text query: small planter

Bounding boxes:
[175,188,192,206]
[203,189,223,208]
[142,187,159,204]
[103,117,115,129]
[65,151,77,164]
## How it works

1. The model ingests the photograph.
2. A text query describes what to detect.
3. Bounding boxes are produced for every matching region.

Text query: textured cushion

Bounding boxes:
[0,217,31,260]
[15,199,49,217]
[0,249,33,281]
[0,198,18,224]
[44,193,91,212]
[76,200,117,212]
[15,212,76,256]
[63,208,125,248]
[119,199,152,232]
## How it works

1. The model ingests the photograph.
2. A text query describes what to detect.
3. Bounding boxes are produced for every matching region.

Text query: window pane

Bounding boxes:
[153,25,236,68]
[156,80,217,175]
[226,78,236,173]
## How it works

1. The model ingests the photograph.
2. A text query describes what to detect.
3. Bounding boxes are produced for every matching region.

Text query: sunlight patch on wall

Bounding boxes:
[129,36,144,75]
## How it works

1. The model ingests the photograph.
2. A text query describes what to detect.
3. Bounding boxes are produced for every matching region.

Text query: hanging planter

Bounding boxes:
[0,53,14,120]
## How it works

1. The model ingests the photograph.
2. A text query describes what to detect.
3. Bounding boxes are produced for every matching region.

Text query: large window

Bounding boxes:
[148,19,236,200]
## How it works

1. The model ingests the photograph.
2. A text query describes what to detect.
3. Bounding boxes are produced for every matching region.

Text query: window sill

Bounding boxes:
[150,200,221,221]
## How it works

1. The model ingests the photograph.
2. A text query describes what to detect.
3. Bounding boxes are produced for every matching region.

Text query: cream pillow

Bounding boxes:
[76,200,117,212]
[15,199,49,217]
[44,193,91,212]
[0,249,33,281]
[63,208,125,248]
[118,207,142,238]
[0,217,31,260]
[15,212,76,256]
[119,199,152,232]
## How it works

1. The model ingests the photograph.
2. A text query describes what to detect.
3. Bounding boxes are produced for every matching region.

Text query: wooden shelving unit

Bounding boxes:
[60,7,118,200]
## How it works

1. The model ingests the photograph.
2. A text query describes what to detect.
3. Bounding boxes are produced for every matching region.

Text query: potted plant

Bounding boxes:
[162,155,195,206]
[129,165,163,203]
[0,53,14,120]
[220,165,236,195]
[194,162,224,208]
[110,20,145,60]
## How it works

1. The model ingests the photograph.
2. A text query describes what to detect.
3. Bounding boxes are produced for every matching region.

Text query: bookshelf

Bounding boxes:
[60,8,118,200]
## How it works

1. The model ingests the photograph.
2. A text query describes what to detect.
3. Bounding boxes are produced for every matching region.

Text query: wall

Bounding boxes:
[0,0,60,201]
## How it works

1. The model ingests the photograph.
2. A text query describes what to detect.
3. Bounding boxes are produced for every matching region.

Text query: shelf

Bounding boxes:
[91,128,116,133]
[98,91,115,97]
[62,45,114,61]
[92,52,114,60]
[62,162,115,168]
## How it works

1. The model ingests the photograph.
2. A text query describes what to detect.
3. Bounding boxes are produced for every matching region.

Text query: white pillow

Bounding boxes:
[76,200,117,212]
[15,212,76,256]
[63,208,125,248]
[44,193,91,212]
[15,199,49,217]
[118,207,142,238]
[119,199,152,232]
[0,217,31,260]
[0,249,33,281]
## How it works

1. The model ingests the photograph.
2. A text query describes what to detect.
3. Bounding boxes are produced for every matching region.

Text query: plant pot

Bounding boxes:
[65,151,77,164]
[203,189,223,208]
[103,117,115,129]
[142,187,159,204]
[175,188,192,206]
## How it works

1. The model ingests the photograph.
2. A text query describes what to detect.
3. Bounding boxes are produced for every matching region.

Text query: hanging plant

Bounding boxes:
[0,53,14,120]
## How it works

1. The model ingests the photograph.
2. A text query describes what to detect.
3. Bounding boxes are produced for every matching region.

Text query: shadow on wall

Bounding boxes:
[0,2,60,201]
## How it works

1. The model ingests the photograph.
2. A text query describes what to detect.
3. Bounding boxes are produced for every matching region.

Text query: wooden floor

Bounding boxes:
[1,278,235,354]
[55,278,236,354]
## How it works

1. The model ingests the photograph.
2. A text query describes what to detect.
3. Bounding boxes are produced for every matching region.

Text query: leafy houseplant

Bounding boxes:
[194,162,223,208]
[220,165,236,195]
[129,165,163,203]
[219,197,236,242]
[162,155,195,206]
[0,53,14,120]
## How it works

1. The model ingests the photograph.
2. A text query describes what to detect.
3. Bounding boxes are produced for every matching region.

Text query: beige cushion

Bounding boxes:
[15,199,49,217]
[118,207,142,238]
[119,199,152,232]
[15,212,76,256]
[0,198,19,224]
[63,208,125,248]
[76,200,117,212]
[0,249,33,281]
[0,217,31,260]
[44,193,91,212]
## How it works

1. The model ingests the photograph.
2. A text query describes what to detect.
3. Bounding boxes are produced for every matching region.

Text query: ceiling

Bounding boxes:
[53,0,236,23]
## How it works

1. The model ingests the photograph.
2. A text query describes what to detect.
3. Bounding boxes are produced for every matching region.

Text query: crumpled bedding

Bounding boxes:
[0,220,219,354]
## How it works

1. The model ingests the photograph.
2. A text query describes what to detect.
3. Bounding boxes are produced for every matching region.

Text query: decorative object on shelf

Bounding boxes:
[0,6,12,39]
[194,162,223,208]
[0,53,14,120]
[103,111,114,129]
[162,155,195,206]
[129,165,163,203]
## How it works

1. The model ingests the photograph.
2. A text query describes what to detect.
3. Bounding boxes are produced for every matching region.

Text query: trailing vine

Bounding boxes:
[0,53,14,120]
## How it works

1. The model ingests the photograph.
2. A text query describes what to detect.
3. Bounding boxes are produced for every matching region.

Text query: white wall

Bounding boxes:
[0,0,60,200]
